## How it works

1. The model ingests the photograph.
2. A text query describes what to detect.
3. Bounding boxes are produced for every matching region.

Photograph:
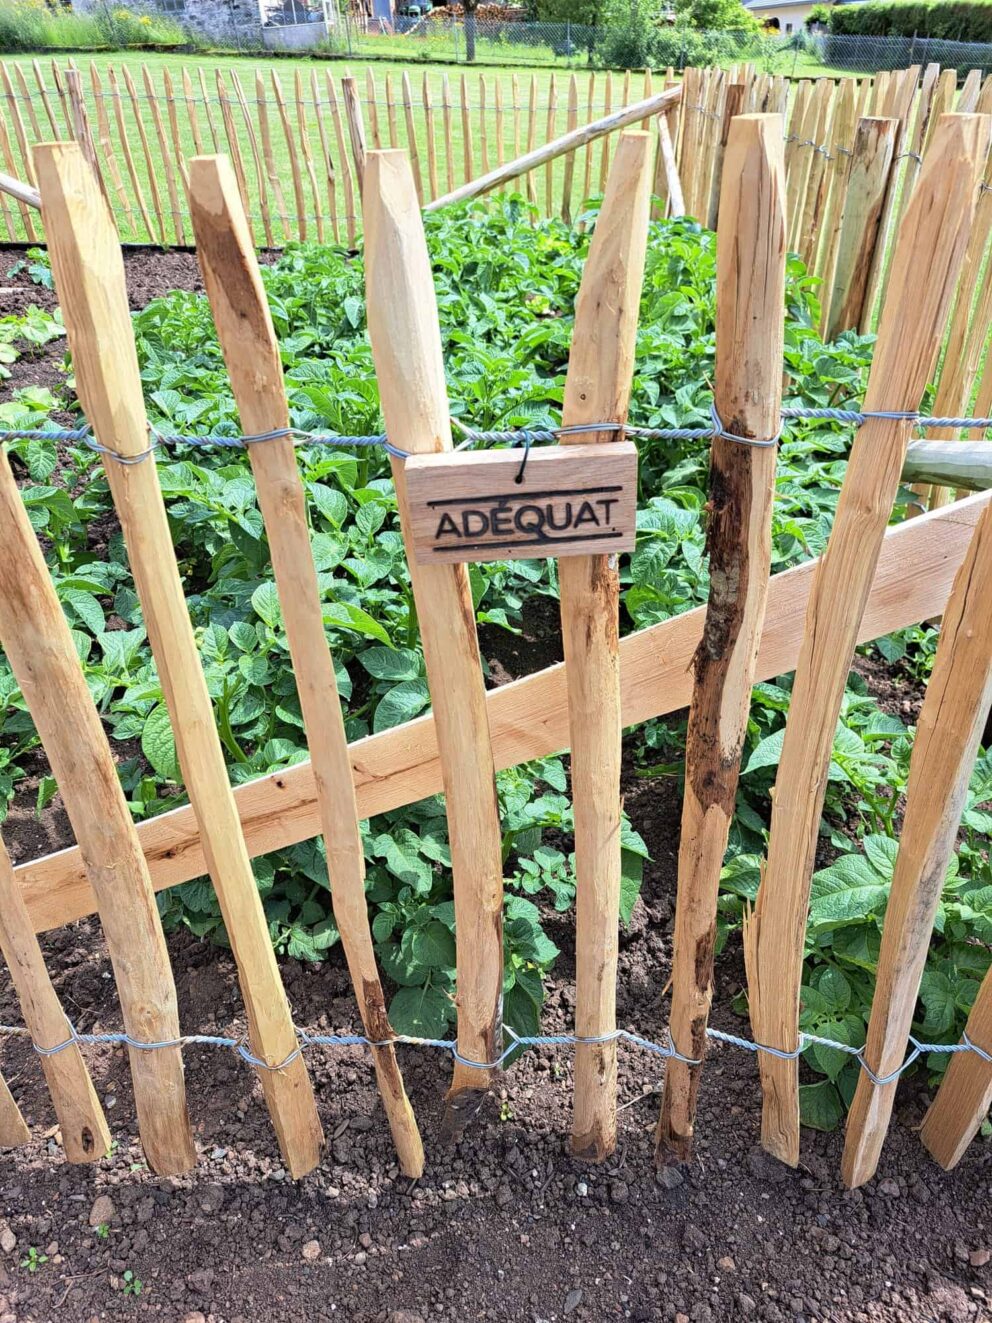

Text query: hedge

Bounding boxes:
[828,1,992,43]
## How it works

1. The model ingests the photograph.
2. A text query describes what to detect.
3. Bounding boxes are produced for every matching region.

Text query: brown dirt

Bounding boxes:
[1,249,990,1323]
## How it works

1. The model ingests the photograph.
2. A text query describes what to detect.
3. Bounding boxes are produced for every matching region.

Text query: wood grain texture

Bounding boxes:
[404,444,637,565]
[0,445,192,1174]
[13,492,990,938]
[921,961,992,1168]
[842,498,992,1187]
[364,150,504,1136]
[0,1073,29,1149]
[0,832,110,1163]
[744,113,987,1169]
[342,75,367,195]
[657,114,786,1165]
[34,141,323,1181]
[825,117,897,341]
[815,77,858,332]
[558,132,653,1162]
[188,154,423,1179]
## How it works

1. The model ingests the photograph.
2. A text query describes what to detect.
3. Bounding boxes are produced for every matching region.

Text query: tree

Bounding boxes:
[533,0,605,19]
[464,0,478,61]
[673,0,760,30]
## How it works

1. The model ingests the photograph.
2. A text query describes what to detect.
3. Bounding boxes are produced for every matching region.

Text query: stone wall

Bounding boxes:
[179,0,263,43]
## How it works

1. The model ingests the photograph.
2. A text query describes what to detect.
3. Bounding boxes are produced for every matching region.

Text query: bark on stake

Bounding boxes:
[35,141,324,1179]
[188,154,424,1178]
[744,113,987,1169]
[657,114,786,1165]
[560,131,654,1162]
[364,150,505,1139]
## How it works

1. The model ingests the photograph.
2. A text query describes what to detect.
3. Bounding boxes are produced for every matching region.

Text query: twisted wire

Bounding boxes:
[0,1017,984,1088]
[4,403,989,464]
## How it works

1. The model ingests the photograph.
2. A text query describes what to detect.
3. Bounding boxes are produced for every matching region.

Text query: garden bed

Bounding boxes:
[0,228,990,1320]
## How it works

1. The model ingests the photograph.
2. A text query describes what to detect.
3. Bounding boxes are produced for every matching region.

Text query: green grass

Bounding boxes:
[3,52,652,246]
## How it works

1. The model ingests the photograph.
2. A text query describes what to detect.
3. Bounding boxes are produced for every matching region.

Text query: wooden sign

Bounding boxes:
[403,442,638,565]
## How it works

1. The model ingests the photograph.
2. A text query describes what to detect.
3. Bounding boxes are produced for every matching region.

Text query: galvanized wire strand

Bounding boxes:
[3,404,990,463]
[0,1017,985,1088]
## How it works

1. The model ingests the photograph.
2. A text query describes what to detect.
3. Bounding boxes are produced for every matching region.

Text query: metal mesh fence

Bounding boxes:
[25,3,992,74]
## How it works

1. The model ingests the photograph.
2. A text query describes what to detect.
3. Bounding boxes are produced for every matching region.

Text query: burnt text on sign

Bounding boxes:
[403,442,638,565]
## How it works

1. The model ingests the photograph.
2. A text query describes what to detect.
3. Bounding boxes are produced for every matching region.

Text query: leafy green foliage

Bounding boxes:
[828,0,992,42]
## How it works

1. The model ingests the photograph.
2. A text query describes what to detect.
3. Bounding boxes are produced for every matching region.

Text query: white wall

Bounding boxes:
[749,1,815,34]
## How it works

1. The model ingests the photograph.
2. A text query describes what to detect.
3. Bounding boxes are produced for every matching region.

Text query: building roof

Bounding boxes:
[746,0,821,9]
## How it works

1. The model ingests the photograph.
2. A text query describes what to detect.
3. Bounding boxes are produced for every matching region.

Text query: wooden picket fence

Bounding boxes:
[5,57,992,356]
[0,59,682,248]
[3,105,992,1189]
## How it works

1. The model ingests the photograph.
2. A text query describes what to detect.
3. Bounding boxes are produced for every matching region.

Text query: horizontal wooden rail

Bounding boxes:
[0,168,40,209]
[14,488,990,936]
[424,86,681,212]
[902,439,992,491]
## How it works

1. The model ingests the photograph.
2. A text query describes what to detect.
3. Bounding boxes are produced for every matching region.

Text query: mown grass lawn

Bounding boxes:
[3,46,856,247]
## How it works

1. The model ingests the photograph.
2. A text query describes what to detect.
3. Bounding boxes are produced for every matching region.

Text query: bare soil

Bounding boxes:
[1,246,990,1323]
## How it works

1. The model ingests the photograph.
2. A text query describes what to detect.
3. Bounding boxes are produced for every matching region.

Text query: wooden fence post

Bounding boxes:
[325,75,356,247]
[560,72,579,224]
[706,81,745,231]
[0,1073,29,1149]
[342,75,367,196]
[364,150,505,1138]
[106,65,154,244]
[814,76,857,324]
[558,131,653,1162]
[188,154,424,1179]
[744,113,987,1169]
[64,66,112,220]
[657,113,786,1165]
[257,71,291,245]
[841,498,992,1187]
[121,65,167,246]
[0,446,194,1174]
[0,833,111,1163]
[824,117,897,342]
[921,965,992,1168]
[35,142,324,1180]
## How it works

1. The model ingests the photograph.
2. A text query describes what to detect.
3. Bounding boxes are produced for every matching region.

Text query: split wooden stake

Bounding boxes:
[842,498,992,1188]
[106,65,154,244]
[744,113,987,1169]
[921,960,992,1169]
[188,154,424,1178]
[824,117,897,342]
[0,445,193,1174]
[0,1073,29,1149]
[707,81,745,231]
[0,832,110,1163]
[657,114,786,1165]
[364,150,505,1138]
[560,132,654,1162]
[35,142,324,1180]
[342,75,367,195]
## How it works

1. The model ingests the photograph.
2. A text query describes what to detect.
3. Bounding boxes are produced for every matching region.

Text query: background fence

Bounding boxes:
[0,59,681,246]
